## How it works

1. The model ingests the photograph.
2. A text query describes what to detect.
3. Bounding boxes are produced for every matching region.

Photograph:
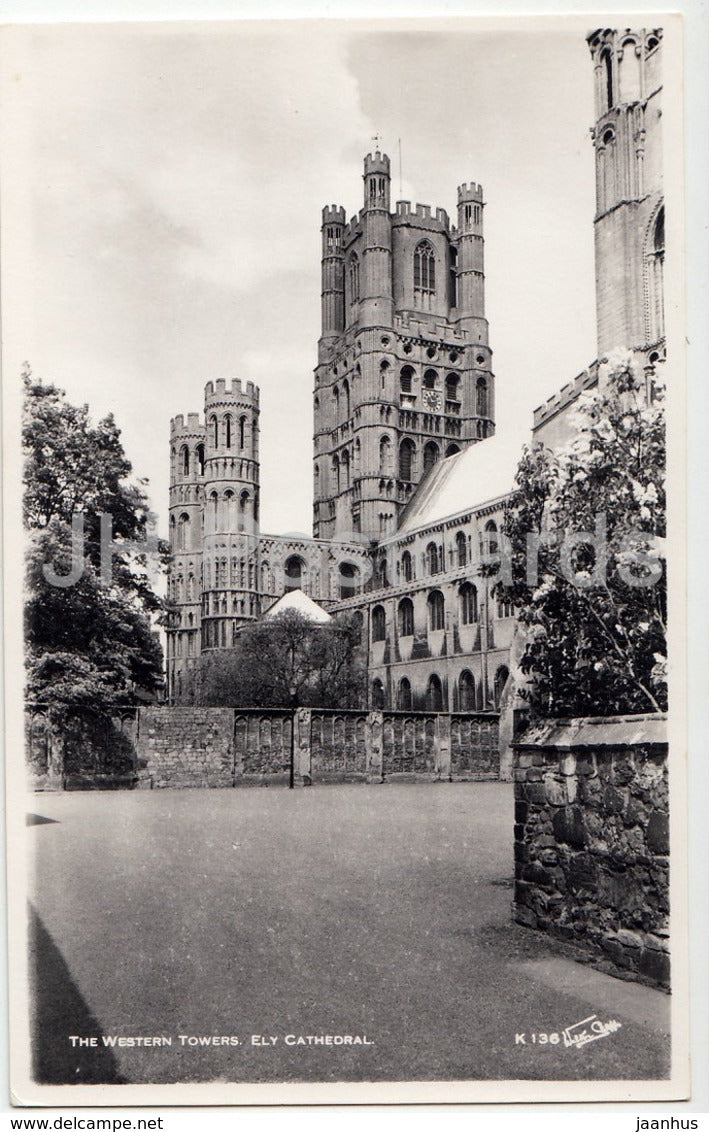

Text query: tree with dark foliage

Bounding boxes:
[194,609,366,709]
[23,370,167,711]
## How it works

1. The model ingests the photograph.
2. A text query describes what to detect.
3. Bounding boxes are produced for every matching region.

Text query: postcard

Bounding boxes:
[1,13,689,1105]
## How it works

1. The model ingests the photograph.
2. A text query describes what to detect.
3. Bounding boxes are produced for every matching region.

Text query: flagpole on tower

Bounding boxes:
[398,138,403,197]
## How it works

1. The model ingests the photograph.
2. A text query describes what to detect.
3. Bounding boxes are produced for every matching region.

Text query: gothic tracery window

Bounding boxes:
[399,438,415,481]
[458,670,475,711]
[460,582,478,624]
[398,597,414,637]
[456,531,467,567]
[398,677,412,711]
[428,590,445,631]
[414,240,436,297]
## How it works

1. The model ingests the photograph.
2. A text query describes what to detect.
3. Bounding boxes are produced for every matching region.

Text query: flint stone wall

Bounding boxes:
[512,714,670,987]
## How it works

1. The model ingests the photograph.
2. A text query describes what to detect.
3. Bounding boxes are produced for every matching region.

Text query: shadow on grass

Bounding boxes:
[28,903,126,1084]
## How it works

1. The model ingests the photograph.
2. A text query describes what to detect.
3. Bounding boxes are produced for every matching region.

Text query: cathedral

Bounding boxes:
[166,27,665,712]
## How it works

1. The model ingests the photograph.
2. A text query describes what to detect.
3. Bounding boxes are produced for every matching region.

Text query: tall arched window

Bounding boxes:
[223,490,235,530]
[239,416,246,450]
[426,673,444,711]
[348,253,360,306]
[482,519,498,558]
[428,590,445,631]
[423,368,437,389]
[210,415,218,448]
[460,581,478,624]
[398,677,412,711]
[209,491,218,533]
[284,556,304,592]
[186,574,195,601]
[339,562,358,599]
[496,592,514,619]
[476,377,488,417]
[619,38,641,102]
[333,384,340,420]
[379,435,392,475]
[399,438,416,481]
[494,666,510,708]
[398,597,414,637]
[195,443,205,476]
[423,441,439,474]
[456,531,467,567]
[400,365,414,394]
[371,678,386,710]
[177,512,190,551]
[341,448,350,489]
[332,454,340,494]
[458,670,475,711]
[414,240,436,295]
[181,445,190,477]
[342,379,350,419]
[372,605,386,642]
[602,48,614,110]
[401,550,413,582]
[426,542,440,576]
[446,373,460,403]
[224,414,232,449]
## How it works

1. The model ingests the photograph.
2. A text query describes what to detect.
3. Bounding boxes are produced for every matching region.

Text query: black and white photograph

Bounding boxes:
[1,12,691,1107]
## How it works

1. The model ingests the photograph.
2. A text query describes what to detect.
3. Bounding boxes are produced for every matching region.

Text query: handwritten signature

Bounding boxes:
[562,1014,622,1049]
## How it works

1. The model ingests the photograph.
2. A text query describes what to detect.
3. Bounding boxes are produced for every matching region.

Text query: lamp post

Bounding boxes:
[288,680,297,790]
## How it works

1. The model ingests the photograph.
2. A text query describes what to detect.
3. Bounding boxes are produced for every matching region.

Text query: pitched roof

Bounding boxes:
[263,588,332,623]
[396,432,523,536]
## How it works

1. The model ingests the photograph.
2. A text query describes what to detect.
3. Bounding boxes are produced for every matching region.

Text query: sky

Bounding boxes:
[3,18,598,537]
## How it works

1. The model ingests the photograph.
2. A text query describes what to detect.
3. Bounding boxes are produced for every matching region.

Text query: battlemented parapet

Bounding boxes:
[204,378,259,405]
[457,181,484,202]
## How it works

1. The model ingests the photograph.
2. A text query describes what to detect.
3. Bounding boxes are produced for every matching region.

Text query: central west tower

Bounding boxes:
[313,152,495,544]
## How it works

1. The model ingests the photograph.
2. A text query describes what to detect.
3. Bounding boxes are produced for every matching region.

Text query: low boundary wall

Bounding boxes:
[26,706,500,789]
[512,714,670,987]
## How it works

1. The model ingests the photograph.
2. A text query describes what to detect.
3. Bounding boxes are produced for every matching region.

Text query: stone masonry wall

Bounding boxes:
[137,707,235,788]
[512,714,670,987]
[32,706,502,790]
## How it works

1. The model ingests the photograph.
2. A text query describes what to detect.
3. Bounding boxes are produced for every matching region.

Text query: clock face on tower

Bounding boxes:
[422,389,442,412]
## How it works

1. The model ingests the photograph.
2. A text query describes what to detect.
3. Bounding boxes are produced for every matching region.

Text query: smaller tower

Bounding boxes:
[455,182,486,338]
[320,205,346,352]
[359,151,393,327]
[201,379,261,651]
[167,413,206,702]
